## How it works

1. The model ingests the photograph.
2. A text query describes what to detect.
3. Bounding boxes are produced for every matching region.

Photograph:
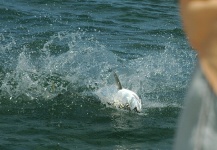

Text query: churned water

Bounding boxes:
[0,0,196,149]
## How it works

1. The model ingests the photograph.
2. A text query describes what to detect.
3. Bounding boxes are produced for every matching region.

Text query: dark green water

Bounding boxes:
[0,0,196,149]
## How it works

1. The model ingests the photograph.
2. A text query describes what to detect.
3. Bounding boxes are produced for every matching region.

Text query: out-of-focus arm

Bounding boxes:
[180,0,217,53]
[180,0,217,94]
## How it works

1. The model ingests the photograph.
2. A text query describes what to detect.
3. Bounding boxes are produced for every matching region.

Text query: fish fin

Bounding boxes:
[113,72,123,90]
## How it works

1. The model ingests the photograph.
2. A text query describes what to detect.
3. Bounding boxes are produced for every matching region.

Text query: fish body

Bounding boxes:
[114,88,142,112]
[113,72,142,112]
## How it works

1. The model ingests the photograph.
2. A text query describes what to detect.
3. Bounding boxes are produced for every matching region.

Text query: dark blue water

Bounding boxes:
[0,0,196,149]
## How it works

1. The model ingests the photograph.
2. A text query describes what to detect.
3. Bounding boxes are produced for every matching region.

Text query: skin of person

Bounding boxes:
[180,0,217,94]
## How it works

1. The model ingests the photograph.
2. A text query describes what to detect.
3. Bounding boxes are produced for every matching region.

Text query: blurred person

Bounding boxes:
[174,0,217,150]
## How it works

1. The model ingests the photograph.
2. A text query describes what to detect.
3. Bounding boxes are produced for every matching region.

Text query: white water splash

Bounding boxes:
[0,32,195,111]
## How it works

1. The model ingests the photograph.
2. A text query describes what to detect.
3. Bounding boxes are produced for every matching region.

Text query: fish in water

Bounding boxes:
[112,72,142,112]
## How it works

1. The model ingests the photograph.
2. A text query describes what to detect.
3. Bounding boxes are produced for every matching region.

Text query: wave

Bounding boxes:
[0,31,195,114]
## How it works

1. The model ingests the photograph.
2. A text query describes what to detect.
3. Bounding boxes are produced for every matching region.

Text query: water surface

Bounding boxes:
[0,0,196,149]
